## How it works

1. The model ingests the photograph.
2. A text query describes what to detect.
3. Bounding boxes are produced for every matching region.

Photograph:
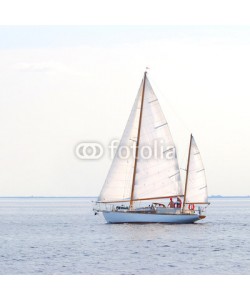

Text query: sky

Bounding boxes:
[0,26,250,196]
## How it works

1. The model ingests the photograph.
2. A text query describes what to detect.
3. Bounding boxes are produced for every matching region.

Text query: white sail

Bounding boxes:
[185,136,208,203]
[99,80,143,202]
[133,77,182,199]
[99,74,182,203]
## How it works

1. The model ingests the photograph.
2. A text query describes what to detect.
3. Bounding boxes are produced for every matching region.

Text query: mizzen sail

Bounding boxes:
[185,136,208,204]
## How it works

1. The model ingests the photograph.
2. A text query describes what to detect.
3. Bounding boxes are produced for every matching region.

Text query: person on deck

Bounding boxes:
[176,197,182,208]
[168,197,175,208]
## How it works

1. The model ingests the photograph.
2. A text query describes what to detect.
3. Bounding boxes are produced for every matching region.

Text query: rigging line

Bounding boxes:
[147,74,192,170]
[148,74,192,134]
[130,72,147,209]
[147,74,184,167]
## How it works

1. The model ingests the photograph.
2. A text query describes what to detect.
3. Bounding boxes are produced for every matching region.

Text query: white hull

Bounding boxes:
[102,211,201,224]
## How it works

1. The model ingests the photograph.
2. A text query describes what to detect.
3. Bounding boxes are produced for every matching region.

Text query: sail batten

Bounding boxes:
[148,99,158,103]
[155,122,168,129]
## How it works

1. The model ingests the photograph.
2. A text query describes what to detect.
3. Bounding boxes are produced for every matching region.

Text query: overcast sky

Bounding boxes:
[0,26,249,196]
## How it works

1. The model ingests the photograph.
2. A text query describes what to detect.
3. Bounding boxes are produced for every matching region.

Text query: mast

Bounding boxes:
[182,134,193,213]
[129,71,147,209]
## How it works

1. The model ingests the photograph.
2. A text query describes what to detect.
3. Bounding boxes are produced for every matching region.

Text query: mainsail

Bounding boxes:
[185,135,208,204]
[99,73,182,203]
[132,77,182,199]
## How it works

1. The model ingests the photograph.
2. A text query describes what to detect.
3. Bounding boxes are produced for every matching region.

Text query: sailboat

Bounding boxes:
[94,71,209,223]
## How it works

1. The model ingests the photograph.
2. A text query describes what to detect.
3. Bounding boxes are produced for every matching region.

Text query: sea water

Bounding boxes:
[0,197,249,274]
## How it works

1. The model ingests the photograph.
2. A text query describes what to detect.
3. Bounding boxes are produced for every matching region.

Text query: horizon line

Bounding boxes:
[0,195,249,198]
